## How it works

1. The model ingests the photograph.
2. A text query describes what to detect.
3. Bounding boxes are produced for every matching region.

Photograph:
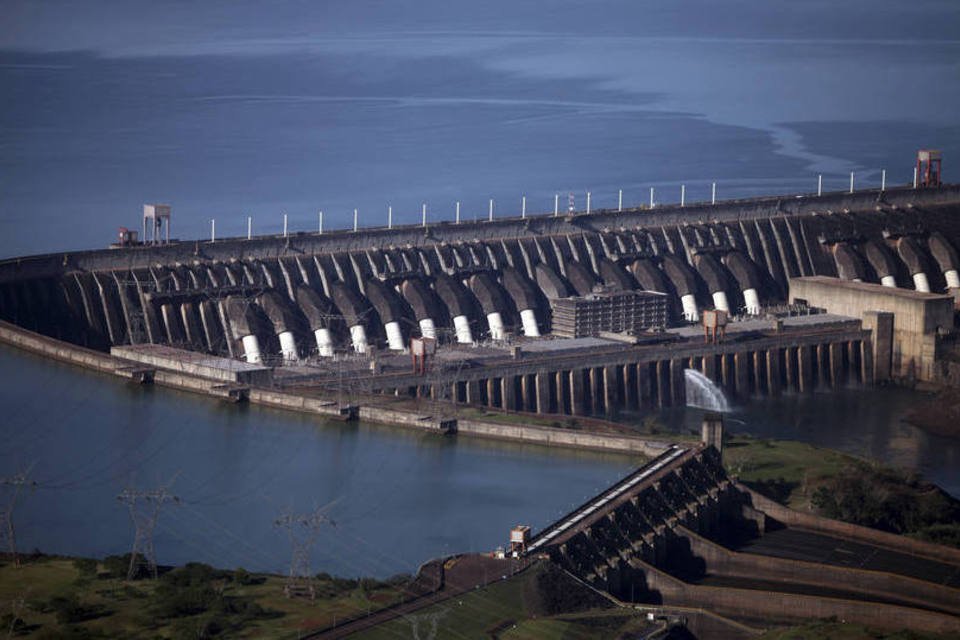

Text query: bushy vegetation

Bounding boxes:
[146,562,282,637]
[0,553,411,639]
[532,562,610,616]
[811,463,960,546]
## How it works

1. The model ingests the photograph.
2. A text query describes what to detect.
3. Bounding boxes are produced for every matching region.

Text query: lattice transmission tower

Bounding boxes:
[274,507,335,600]
[117,477,180,580]
[0,467,36,568]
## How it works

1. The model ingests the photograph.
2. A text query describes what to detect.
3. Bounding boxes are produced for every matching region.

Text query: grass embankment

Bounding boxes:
[353,562,655,640]
[724,435,960,548]
[0,554,407,639]
[722,436,858,511]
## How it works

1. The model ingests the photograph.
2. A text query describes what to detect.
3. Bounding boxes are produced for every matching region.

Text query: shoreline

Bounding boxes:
[0,320,671,458]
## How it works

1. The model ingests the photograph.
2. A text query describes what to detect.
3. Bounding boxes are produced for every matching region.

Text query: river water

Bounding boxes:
[657,388,960,499]
[2,1,960,575]
[0,345,639,577]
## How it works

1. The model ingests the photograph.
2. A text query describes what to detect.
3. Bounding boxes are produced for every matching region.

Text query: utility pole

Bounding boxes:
[0,468,36,568]
[274,507,335,600]
[117,476,180,580]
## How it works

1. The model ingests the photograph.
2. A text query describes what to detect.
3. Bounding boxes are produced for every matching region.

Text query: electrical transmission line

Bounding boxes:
[117,475,180,580]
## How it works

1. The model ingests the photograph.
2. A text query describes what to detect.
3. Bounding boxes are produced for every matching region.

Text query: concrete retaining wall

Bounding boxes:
[358,406,452,432]
[676,526,960,616]
[0,319,670,454]
[739,483,960,566]
[455,418,669,456]
[641,558,960,634]
[0,320,118,373]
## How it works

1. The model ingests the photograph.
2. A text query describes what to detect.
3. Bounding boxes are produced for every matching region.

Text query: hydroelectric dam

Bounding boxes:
[2,179,960,440]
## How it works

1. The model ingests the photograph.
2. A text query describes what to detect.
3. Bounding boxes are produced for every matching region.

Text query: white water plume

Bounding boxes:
[685,369,730,412]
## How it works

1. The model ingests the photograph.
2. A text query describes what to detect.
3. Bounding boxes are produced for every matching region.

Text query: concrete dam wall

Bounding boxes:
[2,185,959,363]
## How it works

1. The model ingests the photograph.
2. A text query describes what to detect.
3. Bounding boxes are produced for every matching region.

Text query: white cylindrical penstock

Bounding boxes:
[743,288,760,315]
[384,321,404,350]
[241,335,262,364]
[486,312,505,340]
[519,309,540,337]
[880,275,897,288]
[453,315,473,344]
[711,290,730,312]
[680,294,698,322]
[314,328,334,357]
[278,331,298,362]
[418,317,437,340]
[913,272,931,293]
[945,269,960,289]
[349,324,368,353]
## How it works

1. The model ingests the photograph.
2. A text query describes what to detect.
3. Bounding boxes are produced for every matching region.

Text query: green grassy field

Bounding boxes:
[0,555,406,639]
[722,435,863,510]
[350,563,653,640]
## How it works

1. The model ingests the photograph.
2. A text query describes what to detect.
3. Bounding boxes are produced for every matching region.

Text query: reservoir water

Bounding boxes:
[2,0,960,576]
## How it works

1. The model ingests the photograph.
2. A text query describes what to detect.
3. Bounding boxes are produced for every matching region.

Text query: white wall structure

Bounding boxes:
[349,324,368,353]
[945,269,960,289]
[453,315,473,344]
[418,317,437,340]
[711,290,730,313]
[278,331,298,362]
[241,334,262,364]
[487,312,505,340]
[519,309,540,337]
[743,288,761,315]
[681,294,699,322]
[314,328,334,357]
[384,321,404,350]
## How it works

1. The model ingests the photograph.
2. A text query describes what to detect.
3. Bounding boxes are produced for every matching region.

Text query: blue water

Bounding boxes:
[0,344,637,576]
[2,1,959,257]
[2,1,960,575]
